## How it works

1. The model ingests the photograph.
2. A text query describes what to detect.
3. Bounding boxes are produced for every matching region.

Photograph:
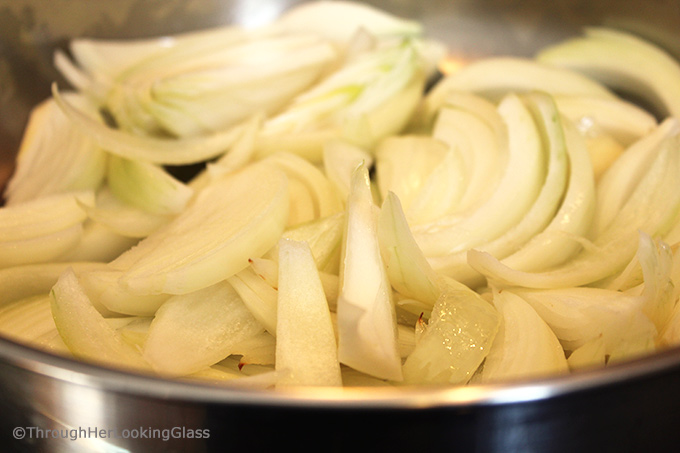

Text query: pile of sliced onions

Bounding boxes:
[2,0,680,388]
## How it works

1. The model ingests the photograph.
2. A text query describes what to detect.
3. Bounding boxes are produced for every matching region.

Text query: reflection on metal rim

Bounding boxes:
[2,333,680,409]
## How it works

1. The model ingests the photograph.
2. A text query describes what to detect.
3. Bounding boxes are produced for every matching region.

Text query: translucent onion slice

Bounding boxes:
[323,139,373,201]
[494,113,596,272]
[0,261,108,309]
[255,41,425,161]
[593,118,680,237]
[401,276,499,385]
[512,285,657,357]
[78,270,170,317]
[110,34,338,137]
[57,220,139,264]
[0,191,94,268]
[278,212,346,273]
[81,189,172,239]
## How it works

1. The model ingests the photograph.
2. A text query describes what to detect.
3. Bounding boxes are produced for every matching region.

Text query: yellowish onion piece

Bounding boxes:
[55,23,255,100]
[423,57,618,119]
[553,95,657,147]
[593,118,680,237]
[469,128,680,289]
[255,39,426,162]
[375,135,465,225]
[276,0,422,45]
[377,192,441,307]
[115,162,289,295]
[429,93,507,216]
[275,238,342,387]
[228,266,279,336]
[479,289,568,383]
[78,269,170,317]
[3,94,107,205]
[278,212,346,273]
[111,33,338,138]
[52,83,246,165]
[413,92,545,257]
[106,155,194,215]
[0,261,108,309]
[489,110,596,273]
[428,92,584,286]
[0,295,71,356]
[536,27,680,119]
[322,139,373,201]
[51,268,151,372]
[80,189,172,239]
[58,220,139,264]
[142,280,265,377]
[567,336,606,371]
[0,191,94,268]
[259,152,344,226]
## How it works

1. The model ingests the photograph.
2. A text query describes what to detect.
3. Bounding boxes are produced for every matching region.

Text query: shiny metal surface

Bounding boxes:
[2,0,680,451]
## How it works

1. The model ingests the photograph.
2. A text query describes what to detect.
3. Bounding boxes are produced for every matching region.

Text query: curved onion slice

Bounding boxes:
[375,135,465,225]
[479,289,568,383]
[537,27,680,119]
[117,162,289,295]
[81,189,172,239]
[51,268,150,372]
[260,152,344,226]
[143,280,264,377]
[377,192,440,306]
[413,93,545,257]
[553,95,657,147]
[4,94,107,205]
[469,131,680,289]
[255,41,425,161]
[52,83,245,165]
[428,92,577,285]
[276,1,422,44]
[430,93,507,215]
[323,139,373,201]
[228,266,279,336]
[107,155,193,215]
[0,191,94,268]
[423,57,617,118]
